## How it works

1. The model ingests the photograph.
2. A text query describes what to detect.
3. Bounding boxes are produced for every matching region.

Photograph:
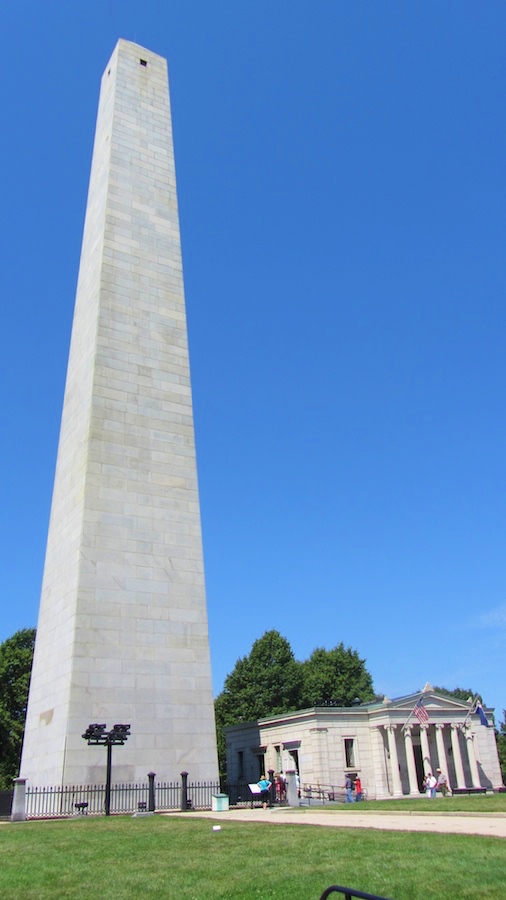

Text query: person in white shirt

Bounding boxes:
[424,772,437,798]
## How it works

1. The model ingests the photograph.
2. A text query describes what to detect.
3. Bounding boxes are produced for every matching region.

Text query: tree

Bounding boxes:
[214,631,303,776]
[433,686,482,704]
[216,630,304,723]
[214,631,377,778]
[0,628,36,789]
[300,643,375,708]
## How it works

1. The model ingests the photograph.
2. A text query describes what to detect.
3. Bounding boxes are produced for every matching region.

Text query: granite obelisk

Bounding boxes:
[21,40,218,784]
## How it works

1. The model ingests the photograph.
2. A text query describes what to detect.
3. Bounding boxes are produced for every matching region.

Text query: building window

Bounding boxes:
[275,745,282,772]
[289,748,300,774]
[237,751,244,781]
[140,59,147,66]
[344,738,355,768]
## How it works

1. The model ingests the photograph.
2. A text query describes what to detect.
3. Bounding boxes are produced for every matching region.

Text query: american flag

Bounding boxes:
[413,696,429,725]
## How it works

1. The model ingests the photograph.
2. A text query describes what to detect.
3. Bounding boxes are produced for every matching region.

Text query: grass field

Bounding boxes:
[309,793,506,814]
[1,812,506,899]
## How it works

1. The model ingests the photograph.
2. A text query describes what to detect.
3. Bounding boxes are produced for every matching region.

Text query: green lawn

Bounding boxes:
[1,814,505,899]
[307,793,506,814]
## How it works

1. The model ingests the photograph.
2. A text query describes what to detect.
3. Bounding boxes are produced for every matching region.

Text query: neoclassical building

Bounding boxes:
[224,687,503,799]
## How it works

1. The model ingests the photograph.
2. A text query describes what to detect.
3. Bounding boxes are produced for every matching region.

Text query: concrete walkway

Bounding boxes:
[166,806,506,839]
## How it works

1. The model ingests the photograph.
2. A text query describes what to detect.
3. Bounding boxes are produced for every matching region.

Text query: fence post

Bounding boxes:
[105,743,113,816]
[11,778,27,822]
[268,768,275,808]
[148,772,156,812]
[180,771,189,811]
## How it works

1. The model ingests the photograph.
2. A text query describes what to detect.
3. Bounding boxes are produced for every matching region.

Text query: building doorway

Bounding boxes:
[413,743,425,792]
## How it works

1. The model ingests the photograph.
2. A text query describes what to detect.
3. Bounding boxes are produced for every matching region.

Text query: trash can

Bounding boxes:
[211,793,229,812]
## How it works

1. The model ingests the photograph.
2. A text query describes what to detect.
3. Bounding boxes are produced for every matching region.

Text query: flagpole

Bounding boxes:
[402,691,425,731]
[462,694,479,728]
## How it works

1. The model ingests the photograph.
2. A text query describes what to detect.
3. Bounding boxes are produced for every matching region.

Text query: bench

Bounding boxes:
[451,787,487,796]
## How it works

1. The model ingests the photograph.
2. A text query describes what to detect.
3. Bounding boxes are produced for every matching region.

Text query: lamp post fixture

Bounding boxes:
[82,723,131,816]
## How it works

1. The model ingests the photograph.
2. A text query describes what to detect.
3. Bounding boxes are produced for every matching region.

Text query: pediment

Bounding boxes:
[378,691,474,713]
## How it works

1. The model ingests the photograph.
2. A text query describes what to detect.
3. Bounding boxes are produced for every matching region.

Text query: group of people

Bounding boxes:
[344,774,363,803]
[424,768,451,797]
[259,772,365,807]
[275,772,287,802]
[256,772,289,809]
[260,768,450,806]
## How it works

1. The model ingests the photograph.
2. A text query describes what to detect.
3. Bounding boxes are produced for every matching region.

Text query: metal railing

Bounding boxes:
[302,784,347,805]
[27,784,105,818]
[25,779,220,819]
[154,780,185,811]
[20,778,372,818]
[187,781,220,810]
[220,783,257,808]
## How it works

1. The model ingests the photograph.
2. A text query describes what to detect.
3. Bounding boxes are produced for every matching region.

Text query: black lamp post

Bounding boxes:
[82,723,131,816]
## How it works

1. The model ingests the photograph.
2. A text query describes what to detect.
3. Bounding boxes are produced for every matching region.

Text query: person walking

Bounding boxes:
[354,775,363,802]
[424,772,437,798]
[436,768,450,796]
[344,774,354,803]
[275,772,286,803]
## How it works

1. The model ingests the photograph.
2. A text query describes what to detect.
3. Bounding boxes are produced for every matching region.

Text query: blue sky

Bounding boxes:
[1,2,505,717]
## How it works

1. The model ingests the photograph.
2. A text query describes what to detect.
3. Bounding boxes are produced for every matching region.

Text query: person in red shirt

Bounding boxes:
[275,772,286,803]
[354,776,363,802]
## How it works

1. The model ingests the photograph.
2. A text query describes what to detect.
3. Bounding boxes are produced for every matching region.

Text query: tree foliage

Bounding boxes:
[214,631,303,776]
[214,630,375,777]
[433,686,482,704]
[214,631,302,769]
[300,643,375,708]
[0,628,36,789]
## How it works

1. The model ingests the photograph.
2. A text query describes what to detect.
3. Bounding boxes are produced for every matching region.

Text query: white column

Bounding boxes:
[403,725,420,794]
[435,724,449,776]
[463,727,481,788]
[372,726,390,799]
[419,725,432,776]
[450,724,466,789]
[385,725,403,797]
[285,771,299,807]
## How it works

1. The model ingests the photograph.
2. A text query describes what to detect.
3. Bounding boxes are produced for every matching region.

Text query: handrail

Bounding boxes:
[320,885,392,900]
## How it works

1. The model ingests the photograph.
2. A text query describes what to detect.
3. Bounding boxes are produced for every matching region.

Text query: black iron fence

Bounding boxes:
[18,778,291,819]
[155,780,187,812]
[221,783,256,808]
[25,779,218,819]
[186,780,220,810]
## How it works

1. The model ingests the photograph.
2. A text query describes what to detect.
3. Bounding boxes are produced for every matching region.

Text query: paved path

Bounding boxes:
[167,806,506,839]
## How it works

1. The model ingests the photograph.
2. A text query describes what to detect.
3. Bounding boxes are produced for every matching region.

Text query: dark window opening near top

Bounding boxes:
[140,59,147,66]
[345,738,355,768]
